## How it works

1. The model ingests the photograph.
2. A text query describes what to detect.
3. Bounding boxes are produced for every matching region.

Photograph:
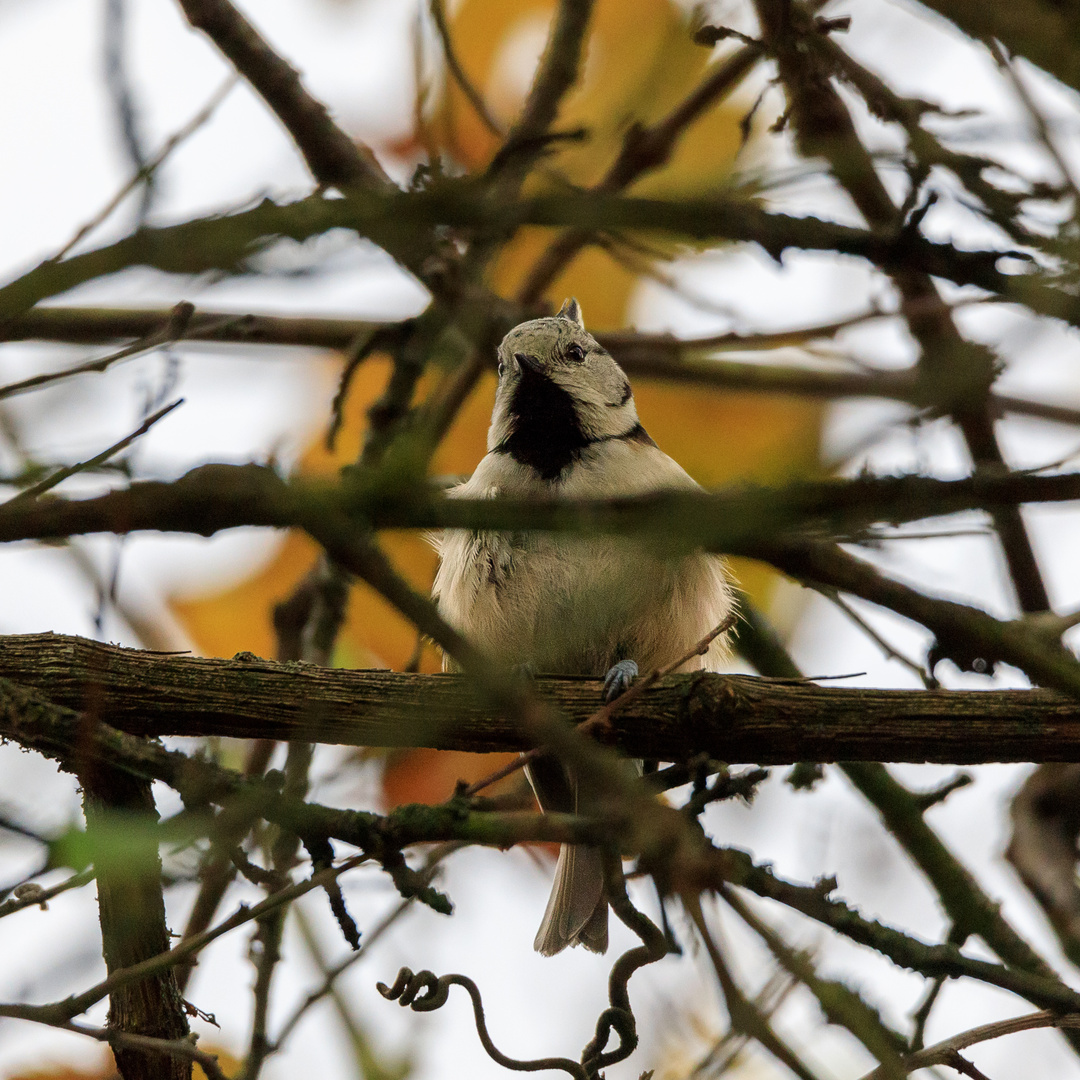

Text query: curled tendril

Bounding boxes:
[376,967,449,1012]
[377,967,588,1079]
[375,859,668,1078]
[581,1005,637,1073]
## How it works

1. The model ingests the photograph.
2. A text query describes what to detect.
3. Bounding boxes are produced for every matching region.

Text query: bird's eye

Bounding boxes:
[565,343,586,363]
[497,359,505,377]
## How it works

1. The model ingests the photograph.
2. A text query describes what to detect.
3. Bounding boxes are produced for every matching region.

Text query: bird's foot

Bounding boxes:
[512,661,537,684]
[603,659,638,703]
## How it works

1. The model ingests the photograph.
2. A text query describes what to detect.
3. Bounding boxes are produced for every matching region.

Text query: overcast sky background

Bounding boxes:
[2,1,1080,1078]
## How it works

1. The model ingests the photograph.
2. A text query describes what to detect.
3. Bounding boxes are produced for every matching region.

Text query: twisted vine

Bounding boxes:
[377,967,588,1079]
[378,851,670,1078]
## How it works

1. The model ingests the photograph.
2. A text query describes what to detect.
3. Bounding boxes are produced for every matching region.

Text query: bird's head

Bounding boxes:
[488,299,639,467]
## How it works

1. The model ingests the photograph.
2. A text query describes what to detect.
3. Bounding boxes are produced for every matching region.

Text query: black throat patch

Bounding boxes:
[497,364,589,481]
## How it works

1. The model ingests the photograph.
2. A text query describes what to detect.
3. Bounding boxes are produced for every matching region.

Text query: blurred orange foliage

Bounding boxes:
[3,1046,238,1080]
[171,0,821,805]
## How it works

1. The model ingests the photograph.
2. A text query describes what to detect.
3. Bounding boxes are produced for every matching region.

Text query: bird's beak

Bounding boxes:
[514,352,543,374]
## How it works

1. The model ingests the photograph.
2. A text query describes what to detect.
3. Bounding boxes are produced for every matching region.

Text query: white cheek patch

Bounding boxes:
[548,361,639,442]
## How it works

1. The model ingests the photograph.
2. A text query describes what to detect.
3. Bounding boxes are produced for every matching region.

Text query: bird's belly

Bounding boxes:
[435,530,728,675]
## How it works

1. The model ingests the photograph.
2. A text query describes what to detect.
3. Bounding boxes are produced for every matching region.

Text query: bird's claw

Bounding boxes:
[603,659,638,703]
[512,661,537,684]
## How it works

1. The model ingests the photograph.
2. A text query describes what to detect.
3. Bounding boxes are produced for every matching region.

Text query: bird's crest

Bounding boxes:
[557,297,584,328]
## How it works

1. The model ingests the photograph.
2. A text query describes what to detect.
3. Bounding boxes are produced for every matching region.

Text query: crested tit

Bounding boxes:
[434,298,733,955]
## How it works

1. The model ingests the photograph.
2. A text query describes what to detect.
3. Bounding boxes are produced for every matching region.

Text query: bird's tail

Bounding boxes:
[534,842,608,956]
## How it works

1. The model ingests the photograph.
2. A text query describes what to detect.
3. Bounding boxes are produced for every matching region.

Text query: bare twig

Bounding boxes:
[271,845,455,1052]
[0,855,369,1027]
[0,188,1061,327]
[9,304,1080,428]
[0,301,193,402]
[493,0,596,181]
[516,41,764,304]
[429,0,503,137]
[174,0,391,190]
[4,398,182,506]
[722,887,908,1078]
[0,867,96,918]
[11,458,1080,566]
[53,75,238,262]
[682,892,825,1080]
[59,1020,228,1080]
[815,586,938,688]
[761,1,1050,613]
[861,1010,1080,1079]
[1007,764,1080,969]
[720,847,1080,1014]
[990,40,1080,204]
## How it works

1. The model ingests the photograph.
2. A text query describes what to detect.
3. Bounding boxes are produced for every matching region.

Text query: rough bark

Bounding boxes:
[81,761,190,1080]
[4,632,1080,763]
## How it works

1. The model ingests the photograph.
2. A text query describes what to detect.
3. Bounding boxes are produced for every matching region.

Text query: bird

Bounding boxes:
[433,298,734,956]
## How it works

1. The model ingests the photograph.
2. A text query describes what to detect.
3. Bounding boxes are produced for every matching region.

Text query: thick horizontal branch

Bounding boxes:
[5,632,1080,762]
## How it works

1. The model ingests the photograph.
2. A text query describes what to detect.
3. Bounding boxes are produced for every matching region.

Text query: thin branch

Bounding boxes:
[720,848,1080,1013]
[861,1010,1080,1079]
[9,304,1080,428]
[2,305,398,351]
[0,868,96,918]
[104,0,154,225]
[722,887,909,1079]
[271,846,451,1052]
[0,302,194,402]
[428,0,503,137]
[682,892,826,1080]
[1007,764,1080,969]
[10,458,1080,560]
[764,536,1080,698]
[4,398,182,505]
[842,762,1056,977]
[173,0,391,190]
[516,41,764,304]
[0,187,1052,328]
[493,0,596,180]
[53,74,238,262]
[760,0,1049,611]
[991,40,1080,204]
[816,586,938,687]
[0,854,368,1027]
[57,1020,228,1080]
